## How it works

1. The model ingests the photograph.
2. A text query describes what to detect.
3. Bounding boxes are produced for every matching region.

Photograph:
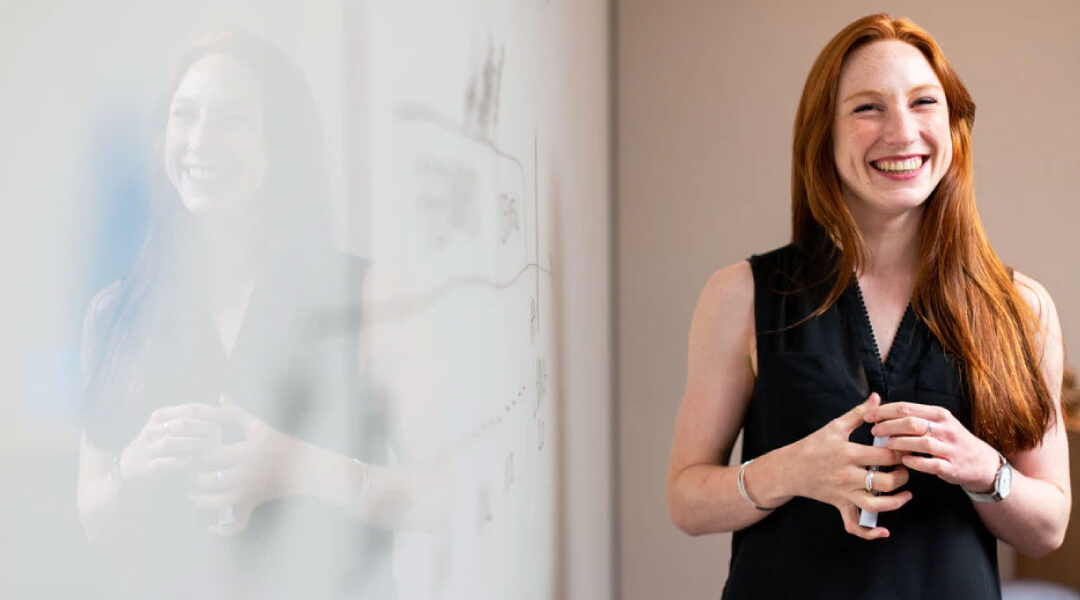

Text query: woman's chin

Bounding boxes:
[179,192,248,217]
[852,185,934,215]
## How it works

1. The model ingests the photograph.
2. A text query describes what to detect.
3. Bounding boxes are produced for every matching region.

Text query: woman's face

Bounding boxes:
[164,53,267,216]
[832,40,952,219]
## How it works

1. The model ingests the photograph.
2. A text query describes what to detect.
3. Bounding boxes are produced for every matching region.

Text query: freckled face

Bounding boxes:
[832,40,952,217]
[164,54,267,216]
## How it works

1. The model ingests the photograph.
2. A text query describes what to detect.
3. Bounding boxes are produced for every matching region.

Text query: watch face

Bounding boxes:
[998,464,1012,498]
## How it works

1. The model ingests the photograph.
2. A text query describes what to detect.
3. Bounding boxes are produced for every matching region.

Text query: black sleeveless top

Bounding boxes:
[722,244,1000,599]
[82,257,395,600]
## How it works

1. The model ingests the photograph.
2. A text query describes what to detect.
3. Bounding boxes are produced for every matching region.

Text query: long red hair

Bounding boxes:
[792,14,1052,454]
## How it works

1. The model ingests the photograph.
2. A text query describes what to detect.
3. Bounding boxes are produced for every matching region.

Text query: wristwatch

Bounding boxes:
[963,450,1011,503]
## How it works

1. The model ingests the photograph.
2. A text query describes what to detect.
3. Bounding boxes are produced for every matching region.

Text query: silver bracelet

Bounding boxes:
[737,459,774,511]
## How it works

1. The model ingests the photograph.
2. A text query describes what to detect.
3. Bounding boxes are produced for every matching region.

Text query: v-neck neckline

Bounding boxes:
[850,278,914,372]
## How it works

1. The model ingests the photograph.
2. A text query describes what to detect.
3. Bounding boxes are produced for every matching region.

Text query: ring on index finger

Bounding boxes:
[865,468,875,493]
[922,419,933,437]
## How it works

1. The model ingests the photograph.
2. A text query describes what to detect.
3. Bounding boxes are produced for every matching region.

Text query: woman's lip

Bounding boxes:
[871,153,926,162]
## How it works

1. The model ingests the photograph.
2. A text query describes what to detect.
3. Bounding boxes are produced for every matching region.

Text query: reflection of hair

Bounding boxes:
[791,14,1051,454]
[83,31,335,443]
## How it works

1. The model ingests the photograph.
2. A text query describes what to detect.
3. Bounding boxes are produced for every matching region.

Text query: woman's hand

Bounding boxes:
[187,396,304,535]
[119,403,228,491]
[864,402,1001,493]
[787,392,913,539]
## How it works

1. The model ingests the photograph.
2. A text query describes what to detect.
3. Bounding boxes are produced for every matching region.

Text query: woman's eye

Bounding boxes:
[914,97,938,106]
[853,104,877,113]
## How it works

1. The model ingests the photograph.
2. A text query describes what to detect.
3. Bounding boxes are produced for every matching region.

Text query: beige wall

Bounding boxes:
[552,1,616,598]
[617,1,1080,598]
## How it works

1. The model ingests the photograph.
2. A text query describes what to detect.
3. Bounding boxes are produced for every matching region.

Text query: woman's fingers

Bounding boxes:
[198,442,246,469]
[853,489,912,514]
[145,456,193,476]
[849,444,902,468]
[153,418,224,442]
[191,468,238,493]
[832,392,881,433]
[153,403,230,427]
[900,454,953,479]
[886,435,944,456]
[152,435,216,459]
[839,504,889,540]
[864,402,949,425]
[870,416,934,439]
[868,466,910,493]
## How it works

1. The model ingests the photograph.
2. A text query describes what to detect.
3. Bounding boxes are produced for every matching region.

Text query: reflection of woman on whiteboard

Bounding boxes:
[666,14,1068,599]
[75,31,439,599]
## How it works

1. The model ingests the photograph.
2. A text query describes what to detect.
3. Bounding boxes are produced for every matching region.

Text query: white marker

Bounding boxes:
[858,435,890,528]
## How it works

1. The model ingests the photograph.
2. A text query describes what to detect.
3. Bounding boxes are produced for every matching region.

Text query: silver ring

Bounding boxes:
[865,468,875,493]
[923,420,933,437]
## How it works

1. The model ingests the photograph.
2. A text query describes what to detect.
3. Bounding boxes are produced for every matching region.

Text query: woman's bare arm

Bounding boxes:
[972,272,1070,556]
[668,261,909,538]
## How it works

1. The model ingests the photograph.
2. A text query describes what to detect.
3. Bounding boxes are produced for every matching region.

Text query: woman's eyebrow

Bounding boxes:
[841,89,885,104]
[907,84,944,96]
[841,84,944,104]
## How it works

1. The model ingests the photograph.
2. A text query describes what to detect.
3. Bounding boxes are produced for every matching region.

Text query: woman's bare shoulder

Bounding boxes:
[688,260,755,368]
[1010,269,1063,356]
[1011,270,1058,321]
[698,260,754,315]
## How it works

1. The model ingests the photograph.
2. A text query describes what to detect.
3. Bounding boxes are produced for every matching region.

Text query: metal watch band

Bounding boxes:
[963,451,1008,503]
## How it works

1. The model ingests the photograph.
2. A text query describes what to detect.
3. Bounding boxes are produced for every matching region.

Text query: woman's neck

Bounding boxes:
[189,216,261,301]
[848,203,924,280]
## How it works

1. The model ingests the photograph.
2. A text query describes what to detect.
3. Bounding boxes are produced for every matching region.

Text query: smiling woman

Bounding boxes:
[666,13,1068,600]
[75,31,398,600]
[832,41,952,218]
[164,53,269,216]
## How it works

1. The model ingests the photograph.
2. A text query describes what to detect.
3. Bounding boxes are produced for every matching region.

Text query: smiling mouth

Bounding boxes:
[870,155,927,174]
[184,165,232,183]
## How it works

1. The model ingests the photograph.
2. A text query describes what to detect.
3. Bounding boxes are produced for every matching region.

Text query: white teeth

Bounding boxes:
[187,166,218,181]
[873,156,924,172]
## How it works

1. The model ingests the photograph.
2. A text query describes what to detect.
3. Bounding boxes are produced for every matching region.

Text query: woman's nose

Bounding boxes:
[188,119,209,151]
[186,114,220,153]
[882,107,919,146]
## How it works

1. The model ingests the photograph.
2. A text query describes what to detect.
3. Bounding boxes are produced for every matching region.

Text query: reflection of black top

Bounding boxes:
[723,244,999,600]
[82,257,395,600]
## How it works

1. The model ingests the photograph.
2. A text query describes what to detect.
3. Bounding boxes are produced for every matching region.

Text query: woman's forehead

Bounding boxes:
[172,53,263,112]
[837,40,941,95]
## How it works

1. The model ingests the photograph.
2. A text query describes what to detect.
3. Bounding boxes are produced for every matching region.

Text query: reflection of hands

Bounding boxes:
[187,396,302,535]
[866,402,1000,493]
[119,403,227,491]
[787,392,912,540]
